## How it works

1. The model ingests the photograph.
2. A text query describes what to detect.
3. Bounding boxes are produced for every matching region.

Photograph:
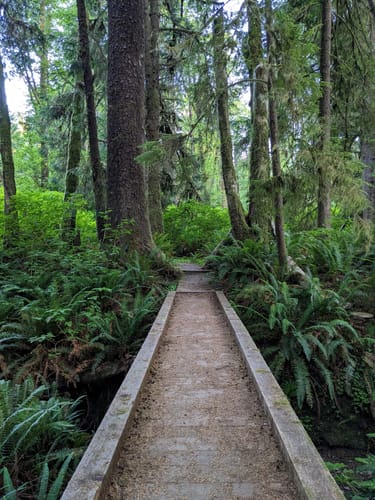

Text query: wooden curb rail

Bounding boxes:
[216,292,344,500]
[61,292,176,500]
[62,286,344,500]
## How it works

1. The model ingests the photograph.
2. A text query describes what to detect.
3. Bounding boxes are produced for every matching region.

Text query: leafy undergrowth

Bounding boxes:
[0,243,169,385]
[206,226,375,498]
[327,438,375,499]
[1,379,88,500]
[161,200,230,258]
[0,192,176,498]
[0,242,173,498]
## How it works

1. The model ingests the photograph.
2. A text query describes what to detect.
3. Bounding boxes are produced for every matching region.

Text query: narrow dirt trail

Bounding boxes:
[107,271,298,499]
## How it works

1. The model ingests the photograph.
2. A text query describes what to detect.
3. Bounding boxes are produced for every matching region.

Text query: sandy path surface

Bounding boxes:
[107,274,298,500]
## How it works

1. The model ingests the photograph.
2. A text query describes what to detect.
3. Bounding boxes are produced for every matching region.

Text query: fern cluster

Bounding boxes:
[0,228,173,498]
[0,378,87,499]
[0,244,168,384]
[207,229,375,414]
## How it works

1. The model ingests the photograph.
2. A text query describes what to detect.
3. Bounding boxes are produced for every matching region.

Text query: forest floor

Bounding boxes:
[107,270,298,499]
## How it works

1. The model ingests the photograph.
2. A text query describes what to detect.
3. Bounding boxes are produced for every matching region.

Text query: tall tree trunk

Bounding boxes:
[77,0,106,242]
[317,0,332,228]
[265,0,287,269]
[213,9,250,242]
[244,0,263,117]
[39,0,49,188]
[0,54,18,243]
[361,2,375,221]
[107,0,154,253]
[62,81,83,241]
[247,64,270,232]
[145,0,164,234]
[245,1,270,233]
[361,140,375,220]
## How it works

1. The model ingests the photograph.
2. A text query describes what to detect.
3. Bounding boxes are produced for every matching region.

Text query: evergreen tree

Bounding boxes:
[107,0,154,252]
[317,0,332,228]
[146,0,164,234]
[212,6,250,241]
[0,55,18,242]
[76,0,106,242]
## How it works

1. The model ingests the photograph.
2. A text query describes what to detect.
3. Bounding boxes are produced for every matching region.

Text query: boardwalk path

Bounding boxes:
[107,268,297,499]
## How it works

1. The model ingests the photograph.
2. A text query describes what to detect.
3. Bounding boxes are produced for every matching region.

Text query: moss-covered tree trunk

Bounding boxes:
[146,0,164,234]
[77,0,106,242]
[62,82,83,241]
[245,2,270,233]
[244,0,263,117]
[266,0,287,269]
[39,0,49,188]
[213,10,250,242]
[361,140,375,220]
[107,0,154,253]
[248,64,270,232]
[361,3,375,221]
[0,54,18,243]
[317,0,332,228]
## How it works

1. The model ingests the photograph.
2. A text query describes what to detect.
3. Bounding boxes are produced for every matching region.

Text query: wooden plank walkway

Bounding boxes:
[106,271,297,499]
[62,267,344,500]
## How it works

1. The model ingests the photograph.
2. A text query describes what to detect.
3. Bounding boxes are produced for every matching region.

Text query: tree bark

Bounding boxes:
[0,54,18,242]
[361,2,375,221]
[244,0,263,116]
[265,0,287,269]
[213,10,251,242]
[77,0,106,242]
[317,0,332,228]
[145,0,164,234]
[361,140,375,220]
[244,1,270,233]
[62,81,83,241]
[247,64,270,232]
[107,0,154,253]
[39,0,49,188]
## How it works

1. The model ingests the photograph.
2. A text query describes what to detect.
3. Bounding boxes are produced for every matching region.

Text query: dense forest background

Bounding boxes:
[1,0,375,497]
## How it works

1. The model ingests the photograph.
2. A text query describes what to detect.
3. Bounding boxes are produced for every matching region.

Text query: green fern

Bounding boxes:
[0,379,87,499]
[37,453,74,500]
[1,466,19,499]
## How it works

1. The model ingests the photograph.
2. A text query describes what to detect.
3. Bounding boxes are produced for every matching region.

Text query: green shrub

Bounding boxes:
[163,201,230,256]
[0,189,97,249]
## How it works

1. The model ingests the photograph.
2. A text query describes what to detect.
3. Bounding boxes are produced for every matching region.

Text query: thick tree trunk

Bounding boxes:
[39,0,49,188]
[62,82,83,241]
[244,0,263,116]
[145,0,164,234]
[248,64,270,232]
[107,0,154,253]
[213,10,250,242]
[77,0,106,242]
[245,1,270,233]
[317,0,332,228]
[265,0,287,269]
[0,54,18,242]
[361,140,375,220]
